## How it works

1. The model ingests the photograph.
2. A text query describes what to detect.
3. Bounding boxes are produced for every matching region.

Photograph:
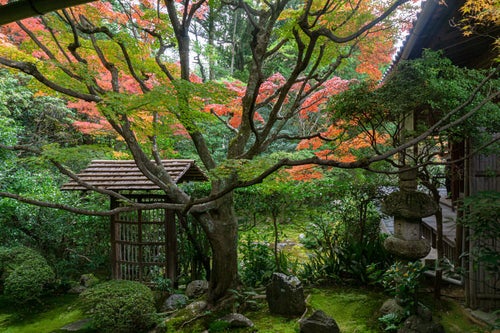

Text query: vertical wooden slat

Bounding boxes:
[110,197,119,279]
[166,209,177,286]
[138,198,143,282]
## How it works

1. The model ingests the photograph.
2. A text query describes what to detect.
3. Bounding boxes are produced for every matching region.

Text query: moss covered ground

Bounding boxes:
[0,286,491,333]
[0,294,88,333]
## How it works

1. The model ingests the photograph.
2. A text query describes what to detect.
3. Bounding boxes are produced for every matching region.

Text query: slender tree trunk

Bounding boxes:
[428,185,444,299]
[434,206,443,299]
[230,10,238,75]
[208,7,215,81]
[272,212,281,272]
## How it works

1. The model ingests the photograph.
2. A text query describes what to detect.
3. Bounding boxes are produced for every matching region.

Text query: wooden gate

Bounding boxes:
[110,194,177,285]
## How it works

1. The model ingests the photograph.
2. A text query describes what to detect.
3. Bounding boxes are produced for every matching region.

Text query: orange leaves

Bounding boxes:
[256,72,286,104]
[189,73,203,83]
[0,17,45,44]
[297,136,323,150]
[296,121,389,166]
[68,100,100,119]
[72,120,114,135]
[204,79,265,129]
[286,164,323,181]
[356,30,395,81]
[299,77,350,118]
[68,100,114,136]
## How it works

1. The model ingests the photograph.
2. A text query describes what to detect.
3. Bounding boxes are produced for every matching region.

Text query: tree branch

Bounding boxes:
[0,57,100,102]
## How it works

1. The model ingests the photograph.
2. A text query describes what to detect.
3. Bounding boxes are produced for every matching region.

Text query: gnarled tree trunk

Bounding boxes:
[196,194,239,304]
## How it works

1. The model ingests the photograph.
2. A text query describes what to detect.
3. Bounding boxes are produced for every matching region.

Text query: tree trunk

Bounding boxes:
[272,212,280,272]
[200,195,239,305]
[434,205,443,299]
[428,184,443,299]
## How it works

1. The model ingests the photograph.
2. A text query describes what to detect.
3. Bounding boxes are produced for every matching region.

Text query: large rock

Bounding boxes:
[162,293,188,311]
[300,310,340,333]
[266,273,306,316]
[185,280,209,298]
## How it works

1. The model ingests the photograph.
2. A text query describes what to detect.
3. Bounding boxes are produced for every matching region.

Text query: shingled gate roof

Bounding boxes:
[61,159,208,191]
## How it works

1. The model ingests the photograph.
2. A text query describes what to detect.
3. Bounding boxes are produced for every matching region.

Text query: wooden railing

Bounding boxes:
[421,223,458,264]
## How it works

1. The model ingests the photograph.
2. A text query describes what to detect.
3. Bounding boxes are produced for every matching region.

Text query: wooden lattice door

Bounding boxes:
[110,195,177,284]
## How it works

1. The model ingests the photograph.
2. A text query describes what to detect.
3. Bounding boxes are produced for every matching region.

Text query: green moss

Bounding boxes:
[0,294,86,333]
[428,297,491,333]
[0,286,492,333]
[242,287,384,332]
[307,287,383,333]
[246,311,299,332]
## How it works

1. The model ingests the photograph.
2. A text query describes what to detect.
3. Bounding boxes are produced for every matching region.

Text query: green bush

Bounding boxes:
[381,261,426,315]
[0,246,55,304]
[300,214,392,285]
[239,237,276,288]
[79,280,157,333]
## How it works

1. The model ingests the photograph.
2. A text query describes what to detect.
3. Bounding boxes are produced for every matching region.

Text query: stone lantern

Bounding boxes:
[381,168,437,260]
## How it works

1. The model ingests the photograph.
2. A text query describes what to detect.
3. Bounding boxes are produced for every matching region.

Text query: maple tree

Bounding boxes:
[0,0,443,305]
[460,0,499,61]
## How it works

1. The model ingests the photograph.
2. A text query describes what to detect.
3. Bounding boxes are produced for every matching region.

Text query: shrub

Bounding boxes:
[381,261,426,315]
[300,214,392,285]
[80,280,157,333]
[0,246,55,304]
[239,237,276,288]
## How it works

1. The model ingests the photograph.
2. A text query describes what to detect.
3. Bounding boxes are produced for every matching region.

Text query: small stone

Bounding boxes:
[186,300,208,315]
[185,280,209,298]
[162,294,188,311]
[398,314,445,333]
[219,313,254,328]
[67,285,87,294]
[380,298,405,318]
[79,273,99,288]
[300,310,340,333]
[60,318,92,332]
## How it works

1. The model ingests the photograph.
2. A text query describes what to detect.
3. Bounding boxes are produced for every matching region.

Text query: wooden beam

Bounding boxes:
[0,0,95,26]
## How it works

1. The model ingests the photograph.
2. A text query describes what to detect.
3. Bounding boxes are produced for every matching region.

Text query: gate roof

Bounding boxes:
[61,159,207,191]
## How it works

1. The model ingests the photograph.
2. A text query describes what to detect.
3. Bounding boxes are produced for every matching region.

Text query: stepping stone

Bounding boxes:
[60,318,92,332]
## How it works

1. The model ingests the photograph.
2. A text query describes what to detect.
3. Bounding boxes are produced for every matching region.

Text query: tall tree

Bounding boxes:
[1,0,488,306]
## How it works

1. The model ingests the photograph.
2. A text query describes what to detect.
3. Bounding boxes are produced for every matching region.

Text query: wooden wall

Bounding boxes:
[465,152,500,311]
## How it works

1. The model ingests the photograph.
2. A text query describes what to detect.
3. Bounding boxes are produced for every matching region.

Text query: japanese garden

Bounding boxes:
[0,0,498,332]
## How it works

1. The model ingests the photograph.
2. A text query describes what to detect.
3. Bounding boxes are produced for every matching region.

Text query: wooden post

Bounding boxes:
[166,209,177,286]
[110,197,119,279]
